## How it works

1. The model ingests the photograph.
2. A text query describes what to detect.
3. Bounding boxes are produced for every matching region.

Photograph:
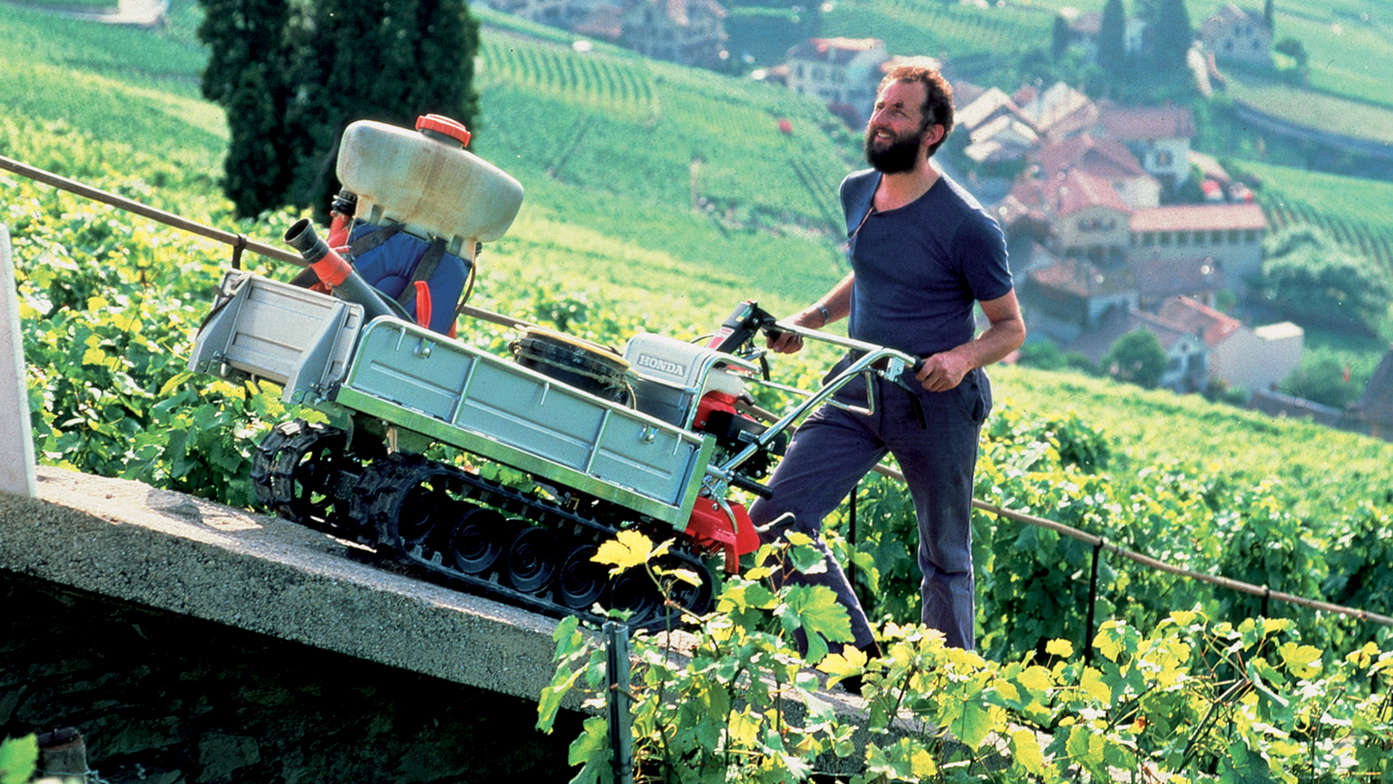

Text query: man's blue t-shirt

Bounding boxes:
[840,168,1012,357]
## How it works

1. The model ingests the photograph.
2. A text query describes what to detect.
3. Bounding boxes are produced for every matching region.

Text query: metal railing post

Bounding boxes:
[604,620,634,784]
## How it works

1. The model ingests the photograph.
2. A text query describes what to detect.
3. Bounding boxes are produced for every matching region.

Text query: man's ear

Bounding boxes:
[921,123,946,154]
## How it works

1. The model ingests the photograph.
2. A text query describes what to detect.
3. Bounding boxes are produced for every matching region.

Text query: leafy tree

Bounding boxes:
[1102,327,1167,388]
[1097,0,1127,76]
[196,0,294,218]
[1280,353,1363,408]
[1264,0,1275,31]
[198,0,480,219]
[1258,225,1392,334]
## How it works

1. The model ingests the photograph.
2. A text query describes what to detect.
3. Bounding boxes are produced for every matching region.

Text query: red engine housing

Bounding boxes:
[683,497,760,573]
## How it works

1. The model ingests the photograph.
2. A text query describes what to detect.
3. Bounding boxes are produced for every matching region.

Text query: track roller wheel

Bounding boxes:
[503,526,558,593]
[358,454,459,555]
[444,505,510,575]
[556,543,606,610]
[607,570,661,627]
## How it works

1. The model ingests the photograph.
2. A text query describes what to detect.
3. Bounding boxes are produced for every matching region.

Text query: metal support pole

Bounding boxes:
[604,621,633,784]
[0,224,36,497]
[1084,538,1105,664]
[847,480,860,604]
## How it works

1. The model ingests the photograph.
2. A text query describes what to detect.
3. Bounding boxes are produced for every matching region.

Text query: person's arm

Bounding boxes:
[768,273,854,354]
[914,289,1026,392]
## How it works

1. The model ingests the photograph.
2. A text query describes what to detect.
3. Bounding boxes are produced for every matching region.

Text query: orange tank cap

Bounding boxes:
[415,114,471,147]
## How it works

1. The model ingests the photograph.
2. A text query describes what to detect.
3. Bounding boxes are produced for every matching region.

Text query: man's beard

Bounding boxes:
[864,127,924,173]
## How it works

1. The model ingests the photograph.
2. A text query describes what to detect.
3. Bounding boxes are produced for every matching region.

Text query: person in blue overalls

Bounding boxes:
[755,63,1026,657]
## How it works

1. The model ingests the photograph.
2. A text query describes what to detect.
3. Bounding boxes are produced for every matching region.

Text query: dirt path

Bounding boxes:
[15,0,167,27]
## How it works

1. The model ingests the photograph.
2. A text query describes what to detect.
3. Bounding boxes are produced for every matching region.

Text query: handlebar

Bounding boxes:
[766,318,925,376]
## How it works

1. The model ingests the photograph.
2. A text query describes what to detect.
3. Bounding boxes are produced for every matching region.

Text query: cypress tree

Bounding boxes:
[1144,0,1193,72]
[1098,0,1127,77]
[196,0,293,218]
[286,0,480,219]
[197,0,478,219]
[1051,14,1070,60]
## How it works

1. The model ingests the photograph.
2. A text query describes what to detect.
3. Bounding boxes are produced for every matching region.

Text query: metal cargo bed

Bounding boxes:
[190,271,712,526]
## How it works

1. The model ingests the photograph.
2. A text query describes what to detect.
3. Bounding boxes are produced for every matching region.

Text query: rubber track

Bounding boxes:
[254,422,715,631]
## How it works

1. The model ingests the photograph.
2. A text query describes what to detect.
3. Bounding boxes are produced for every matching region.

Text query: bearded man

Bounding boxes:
[754,64,1026,658]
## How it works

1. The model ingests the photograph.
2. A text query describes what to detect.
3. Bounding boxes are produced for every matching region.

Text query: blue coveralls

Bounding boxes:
[749,168,1012,652]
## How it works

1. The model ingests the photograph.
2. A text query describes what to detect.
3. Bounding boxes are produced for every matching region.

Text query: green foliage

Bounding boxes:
[1050,14,1070,60]
[0,736,37,784]
[1101,328,1167,389]
[2,113,308,507]
[541,533,1393,782]
[724,4,820,69]
[1015,339,1098,376]
[1280,353,1363,409]
[1257,225,1392,334]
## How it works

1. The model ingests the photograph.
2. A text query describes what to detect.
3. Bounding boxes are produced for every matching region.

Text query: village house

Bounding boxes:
[1199,2,1272,65]
[1128,203,1267,291]
[1013,81,1098,142]
[1096,101,1196,190]
[1067,307,1211,391]
[1155,296,1302,393]
[958,87,1039,165]
[781,37,888,125]
[1044,168,1134,263]
[1024,253,1224,334]
[1034,132,1162,210]
[619,0,727,69]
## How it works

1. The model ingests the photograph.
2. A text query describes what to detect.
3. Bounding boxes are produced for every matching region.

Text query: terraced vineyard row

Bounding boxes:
[1259,196,1393,275]
[477,32,659,122]
[825,0,1053,58]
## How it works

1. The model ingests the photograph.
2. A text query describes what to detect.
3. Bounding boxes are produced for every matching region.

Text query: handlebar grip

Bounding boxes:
[729,474,774,499]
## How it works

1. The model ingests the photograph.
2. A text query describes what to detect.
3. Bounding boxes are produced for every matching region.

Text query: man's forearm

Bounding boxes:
[796,273,854,327]
[956,313,1026,370]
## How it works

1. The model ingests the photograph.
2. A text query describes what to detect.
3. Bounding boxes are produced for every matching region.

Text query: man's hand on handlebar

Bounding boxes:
[765,310,820,354]
[914,348,973,392]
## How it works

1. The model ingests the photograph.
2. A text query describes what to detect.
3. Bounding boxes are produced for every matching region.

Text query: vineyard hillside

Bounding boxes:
[3,0,1392,672]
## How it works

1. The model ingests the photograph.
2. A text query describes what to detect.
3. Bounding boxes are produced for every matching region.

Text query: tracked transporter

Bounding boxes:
[189,114,921,628]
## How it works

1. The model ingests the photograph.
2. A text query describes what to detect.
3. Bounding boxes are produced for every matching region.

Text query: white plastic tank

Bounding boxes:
[337,115,524,258]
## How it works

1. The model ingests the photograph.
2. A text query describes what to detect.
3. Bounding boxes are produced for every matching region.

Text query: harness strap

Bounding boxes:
[347,221,406,258]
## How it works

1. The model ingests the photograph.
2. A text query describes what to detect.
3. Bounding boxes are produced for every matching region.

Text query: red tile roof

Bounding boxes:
[1129,203,1267,232]
[1035,133,1148,180]
[1156,295,1242,347]
[1098,102,1196,140]
[1054,169,1131,215]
